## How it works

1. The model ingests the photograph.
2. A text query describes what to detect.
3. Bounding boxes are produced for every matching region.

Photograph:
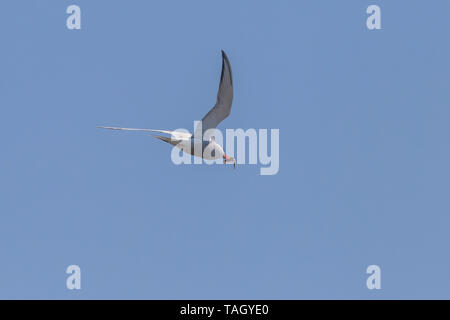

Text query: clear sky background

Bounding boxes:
[1,0,449,299]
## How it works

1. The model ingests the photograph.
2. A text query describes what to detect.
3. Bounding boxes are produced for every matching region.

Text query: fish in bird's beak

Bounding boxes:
[224,155,236,169]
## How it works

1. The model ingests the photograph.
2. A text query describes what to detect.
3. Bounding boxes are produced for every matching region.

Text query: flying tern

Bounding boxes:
[98,50,236,168]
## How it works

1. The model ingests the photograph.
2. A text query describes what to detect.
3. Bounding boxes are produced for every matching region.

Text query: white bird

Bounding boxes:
[98,50,236,168]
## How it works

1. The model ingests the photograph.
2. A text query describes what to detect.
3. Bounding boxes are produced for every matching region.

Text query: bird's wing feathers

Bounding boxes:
[98,51,233,141]
[97,126,192,140]
[194,50,233,138]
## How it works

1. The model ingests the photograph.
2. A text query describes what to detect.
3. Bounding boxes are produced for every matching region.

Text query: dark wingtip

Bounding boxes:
[219,50,232,86]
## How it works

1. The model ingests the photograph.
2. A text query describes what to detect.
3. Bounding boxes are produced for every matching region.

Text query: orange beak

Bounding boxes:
[224,155,236,169]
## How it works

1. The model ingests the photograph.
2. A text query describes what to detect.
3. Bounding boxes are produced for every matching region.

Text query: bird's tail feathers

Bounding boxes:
[151,135,181,147]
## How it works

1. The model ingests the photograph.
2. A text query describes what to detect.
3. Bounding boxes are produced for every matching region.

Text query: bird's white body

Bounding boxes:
[175,138,226,160]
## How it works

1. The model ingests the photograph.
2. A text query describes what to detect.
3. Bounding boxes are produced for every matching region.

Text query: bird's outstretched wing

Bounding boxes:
[194,50,233,138]
[97,126,192,140]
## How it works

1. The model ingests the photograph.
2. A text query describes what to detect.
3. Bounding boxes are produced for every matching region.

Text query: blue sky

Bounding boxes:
[1,0,449,299]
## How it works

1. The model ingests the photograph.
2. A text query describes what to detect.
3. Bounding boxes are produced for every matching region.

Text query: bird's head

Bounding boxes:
[223,154,236,169]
